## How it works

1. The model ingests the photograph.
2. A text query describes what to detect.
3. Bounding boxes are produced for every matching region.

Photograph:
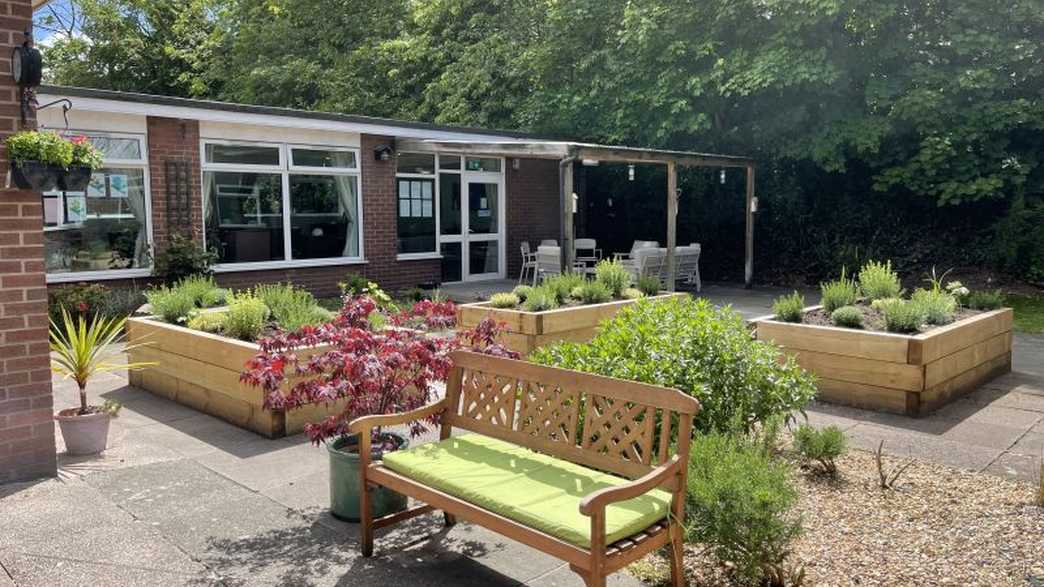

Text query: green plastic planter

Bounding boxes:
[327,433,408,522]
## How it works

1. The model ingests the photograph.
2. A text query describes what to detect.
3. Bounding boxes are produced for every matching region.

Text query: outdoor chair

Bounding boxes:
[674,244,702,292]
[621,247,666,283]
[519,241,539,284]
[574,238,602,268]
[535,245,563,284]
[540,239,559,247]
[613,240,659,262]
[349,351,699,587]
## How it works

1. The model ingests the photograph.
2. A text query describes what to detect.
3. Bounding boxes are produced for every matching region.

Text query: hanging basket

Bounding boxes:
[60,166,93,191]
[10,160,62,192]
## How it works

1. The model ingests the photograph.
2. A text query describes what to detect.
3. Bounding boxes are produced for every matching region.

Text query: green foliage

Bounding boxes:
[830,305,863,328]
[48,283,110,323]
[542,273,585,304]
[792,425,847,476]
[223,293,270,341]
[574,281,612,305]
[521,286,558,312]
[5,131,74,167]
[594,260,632,297]
[145,286,196,324]
[858,260,902,301]
[177,275,223,308]
[772,292,805,323]
[911,288,957,325]
[532,297,817,433]
[636,275,661,297]
[966,289,1005,311]
[96,287,146,319]
[186,311,227,334]
[340,275,393,308]
[254,283,331,331]
[511,285,534,301]
[880,300,924,333]
[820,268,860,313]
[153,234,217,283]
[489,293,520,309]
[686,431,802,584]
[621,287,644,300]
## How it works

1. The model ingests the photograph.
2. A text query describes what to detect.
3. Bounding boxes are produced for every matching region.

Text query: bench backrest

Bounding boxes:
[444,351,700,480]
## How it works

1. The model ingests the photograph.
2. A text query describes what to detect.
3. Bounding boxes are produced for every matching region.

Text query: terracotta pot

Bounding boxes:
[56,409,111,455]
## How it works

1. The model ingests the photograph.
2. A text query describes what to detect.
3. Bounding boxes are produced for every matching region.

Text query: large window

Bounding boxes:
[44,133,150,280]
[396,153,466,257]
[203,142,360,266]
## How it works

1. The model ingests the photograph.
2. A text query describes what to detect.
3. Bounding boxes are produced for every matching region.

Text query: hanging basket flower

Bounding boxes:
[6,131,103,192]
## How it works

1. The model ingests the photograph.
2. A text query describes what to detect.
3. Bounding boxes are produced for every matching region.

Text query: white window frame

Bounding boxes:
[201,140,365,272]
[395,152,442,260]
[45,130,154,284]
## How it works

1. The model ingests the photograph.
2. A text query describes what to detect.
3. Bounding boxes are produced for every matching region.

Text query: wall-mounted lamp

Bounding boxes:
[373,144,394,161]
[512,158,520,170]
[11,30,43,126]
[720,169,726,185]
[627,164,635,181]
[581,159,599,167]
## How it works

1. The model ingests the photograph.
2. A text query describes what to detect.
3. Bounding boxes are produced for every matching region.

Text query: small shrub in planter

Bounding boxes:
[543,273,585,304]
[792,424,847,477]
[521,286,558,311]
[880,299,924,333]
[820,268,860,313]
[621,287,644,300]
[489,292,520,308]
[145,286,196,324]
[772,291,805,323]
[830,305,863,328]
[153,234,218,283]
[178,274,224,308]
[965,288,1005,311]
[573,281,612,304]
[511,285,533,301]
[186,311,227,333]
[594,259,632,297]
[636,275,661,297]
[858,260,902,301]
[224,293,270,341]
[911,288,957,325]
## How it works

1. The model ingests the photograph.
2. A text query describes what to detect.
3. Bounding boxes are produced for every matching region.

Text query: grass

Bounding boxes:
[1007,294,1044,333]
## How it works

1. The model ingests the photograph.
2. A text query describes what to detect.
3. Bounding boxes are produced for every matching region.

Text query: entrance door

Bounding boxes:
[461,176,504,280]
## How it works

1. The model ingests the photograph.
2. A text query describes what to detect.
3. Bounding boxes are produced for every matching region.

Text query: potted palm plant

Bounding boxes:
[50,308,155,455]
[6,131,104,192]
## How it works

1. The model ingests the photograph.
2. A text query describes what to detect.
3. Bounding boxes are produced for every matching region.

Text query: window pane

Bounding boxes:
[441,242,462,282]
[439,155,461,170]
[397,178,436,254]
[397,152,435,175]
[469,241,499,275]
[465,157,501,172]
[291,148,357,169]
[468,182,498,234]
[204,172,285,263]
[439,173,461,235]
[43,168,150,274]
[86,136,142,160]
[290,174,359,259]
[205,143,280,166]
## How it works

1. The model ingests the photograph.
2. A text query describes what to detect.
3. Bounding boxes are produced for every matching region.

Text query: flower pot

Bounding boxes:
[60,166,93,191]
[10,160,61,192]
[328,433,409,522]
[56,409,111,455]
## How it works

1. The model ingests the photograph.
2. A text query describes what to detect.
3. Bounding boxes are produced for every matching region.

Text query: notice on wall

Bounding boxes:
[110,174,129,198]
[86,174,106,199]
[66,195,86,223]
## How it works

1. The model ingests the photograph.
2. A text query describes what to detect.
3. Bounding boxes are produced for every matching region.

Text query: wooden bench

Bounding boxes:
[349,351,700,587]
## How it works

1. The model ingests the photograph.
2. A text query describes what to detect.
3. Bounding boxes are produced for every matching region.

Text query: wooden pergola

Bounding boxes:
[397,139,758,290]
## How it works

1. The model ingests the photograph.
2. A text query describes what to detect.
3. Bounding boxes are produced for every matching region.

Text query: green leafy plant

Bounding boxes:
[594,259,632,297]
[489,292,520,308]
[178,274,223,308]
[145,285,196,324]
[636,275,661,297]
[223,293,270,341]
[521,286,559,312]
[95,287,147,320]
[512,285,534,301]
[50,309,154,415]
[621,287,644,300]
[153,234,217,283]
[340,275,393,308]
[820,268,859,313]
[542,273,585,304]
[911,288,957,325]
[966,289,1005,311]
[858,260,902,301]
[186,311,227,333]
[792,424,847,477]
[48,283,111,323]
[772,292,805,323]
[881,299,924,333]
[830,305,863,328]
[685,431,803,584]
[255,282,314,318]
[69,135,104,169]
[5,130,74,167]
[574,281,612,304]
[532,297,817,433]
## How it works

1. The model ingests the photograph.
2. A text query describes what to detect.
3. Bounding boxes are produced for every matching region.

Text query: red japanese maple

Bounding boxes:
[241,295,516,446]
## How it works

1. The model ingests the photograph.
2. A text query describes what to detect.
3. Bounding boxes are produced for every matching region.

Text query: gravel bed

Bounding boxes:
[632,450,1044,586]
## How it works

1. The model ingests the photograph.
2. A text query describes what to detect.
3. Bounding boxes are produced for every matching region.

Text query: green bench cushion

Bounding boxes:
[381,434,672,548]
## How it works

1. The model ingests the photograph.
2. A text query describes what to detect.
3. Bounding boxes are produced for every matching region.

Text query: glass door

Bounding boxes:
[463,177,503,280]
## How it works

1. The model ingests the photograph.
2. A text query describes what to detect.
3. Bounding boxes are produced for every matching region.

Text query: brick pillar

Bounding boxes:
[147,116,202,250]
[0,0,57,484]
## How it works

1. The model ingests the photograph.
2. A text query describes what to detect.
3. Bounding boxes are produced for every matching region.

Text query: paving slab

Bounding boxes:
[194,436,327,492]
[843,423,1004,472]
[984,451,1042,481]
[0,552,205,587]
[415,523,567,584]
[86,459,249,520]
[528,563,644,586]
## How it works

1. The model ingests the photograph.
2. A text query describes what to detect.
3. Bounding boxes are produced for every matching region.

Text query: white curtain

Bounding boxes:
[336,175,359,257]
[124,173,149,267]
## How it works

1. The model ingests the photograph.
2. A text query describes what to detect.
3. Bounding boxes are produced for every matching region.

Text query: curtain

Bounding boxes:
[335,174,359,257]
[124,172,149,266]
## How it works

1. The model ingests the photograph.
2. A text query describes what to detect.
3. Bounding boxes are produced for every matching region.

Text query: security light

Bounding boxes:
[373,144,394,161]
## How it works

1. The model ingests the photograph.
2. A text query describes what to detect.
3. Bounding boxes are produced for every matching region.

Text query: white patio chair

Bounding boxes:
[518,241,538,285]
[539,239,558,247]
[673,243,702,292]
[613,240,659,262]
[573,238,602,268]
[622,247,666,284]
[535,246,562,284]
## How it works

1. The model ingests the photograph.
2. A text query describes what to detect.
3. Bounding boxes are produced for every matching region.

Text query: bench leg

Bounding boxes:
[582,574,606,587]
[443,512,457,527]
[360,486,374,557]
[668,523,685,587]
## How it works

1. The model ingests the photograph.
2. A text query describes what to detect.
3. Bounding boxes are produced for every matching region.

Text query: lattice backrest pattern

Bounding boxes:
[580,395,656,466]
[517,380,580,445]
[459,368,518,430]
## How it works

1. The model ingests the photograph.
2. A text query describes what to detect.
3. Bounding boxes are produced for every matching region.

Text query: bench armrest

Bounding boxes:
[347,399,449,436]
[578,456,683,517]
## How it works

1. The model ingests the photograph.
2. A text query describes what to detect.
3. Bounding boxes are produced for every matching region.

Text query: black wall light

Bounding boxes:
[373,144,394,161]
[12,30,43,126]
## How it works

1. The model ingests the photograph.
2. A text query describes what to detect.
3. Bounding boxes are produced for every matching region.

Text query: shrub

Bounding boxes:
[820,268,859,313]
[966,289,1005,311]
[858,260,902,301]
[870,297,902,312]
[95,287,147,320]
[340,275,393,308]
[636,275,661,297]
[254,283,319,330]
[145,286,196,324]
[792,424,847,476]
[881,299,924,333]
[489,292,520,308]
[512,285,534,301]
[772,291,805,323]
[532,297,817,433]
[830,305,863,328]
[224,293,270,341]
[621,287,644,300]
[154,234,217,283]
[278,304,333,332]
[543,273,585,304]
[521,286,559,312]
[186,311,227,334]
[594,259,632,297]
[575,281,612,304]
[911,288,957,325]
[49,283,110,323]
[686,432,802,584]
[178,274,223,308]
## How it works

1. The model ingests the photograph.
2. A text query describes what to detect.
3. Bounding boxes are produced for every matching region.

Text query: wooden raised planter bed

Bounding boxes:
[458,292,688,356]
[126,317,342,438]
[752,307,1013,417]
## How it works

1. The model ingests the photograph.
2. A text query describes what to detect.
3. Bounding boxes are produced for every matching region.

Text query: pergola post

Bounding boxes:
[559,157,576,271]
[665,161,678,292]
[744,165,756,289]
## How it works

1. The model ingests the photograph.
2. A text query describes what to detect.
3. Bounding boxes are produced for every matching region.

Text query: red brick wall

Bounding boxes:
[147,116,202,246]
[506,158,561,278]
[1,0,57,484]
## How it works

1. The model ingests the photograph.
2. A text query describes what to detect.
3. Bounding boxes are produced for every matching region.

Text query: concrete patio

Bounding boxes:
[1,285,1041,586]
